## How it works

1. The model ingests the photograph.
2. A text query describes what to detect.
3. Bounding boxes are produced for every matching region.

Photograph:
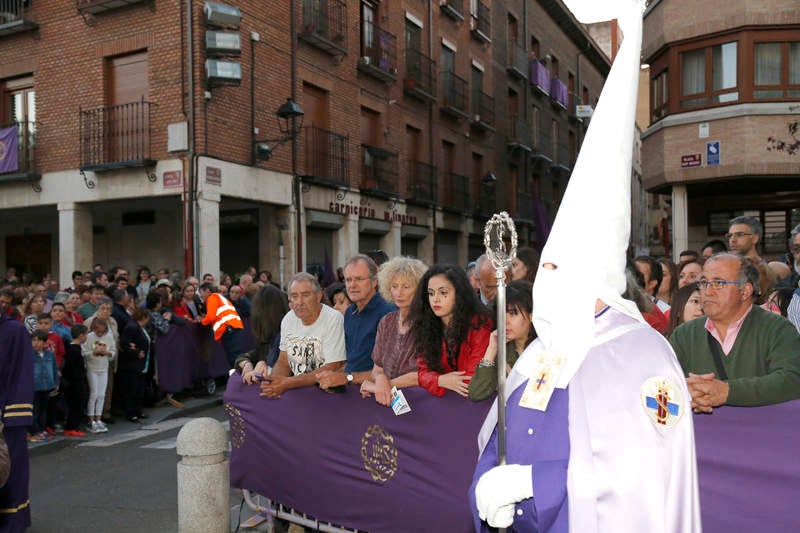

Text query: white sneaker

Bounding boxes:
[96,420,108,433]
[88,421,99,433]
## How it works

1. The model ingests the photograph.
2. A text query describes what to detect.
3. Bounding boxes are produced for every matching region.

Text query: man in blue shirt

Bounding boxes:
[317,254,395,391]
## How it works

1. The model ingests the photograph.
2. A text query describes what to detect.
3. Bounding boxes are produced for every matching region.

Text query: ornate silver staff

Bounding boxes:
[484,212,517,467]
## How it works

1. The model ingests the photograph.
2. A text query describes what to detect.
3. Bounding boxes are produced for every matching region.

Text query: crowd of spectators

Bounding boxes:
[2,216,800,440]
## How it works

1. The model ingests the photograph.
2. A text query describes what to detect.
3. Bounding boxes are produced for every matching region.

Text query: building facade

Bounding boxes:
[642,0,800,260]
[0,0,608,286]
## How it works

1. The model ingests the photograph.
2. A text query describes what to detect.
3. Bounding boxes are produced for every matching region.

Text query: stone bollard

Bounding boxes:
[176,417,230,533]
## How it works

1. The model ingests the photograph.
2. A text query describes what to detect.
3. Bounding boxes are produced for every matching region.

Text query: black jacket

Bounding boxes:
[119,321,150,373]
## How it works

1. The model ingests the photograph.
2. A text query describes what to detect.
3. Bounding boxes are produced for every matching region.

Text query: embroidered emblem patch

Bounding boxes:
[360,424,398,483]
[518,352,565,411]
[640,377,684,428]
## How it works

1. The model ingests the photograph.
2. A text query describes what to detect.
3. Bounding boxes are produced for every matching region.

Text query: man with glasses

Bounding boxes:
[727,215,774,303]
[317,254,395,391]
[670,253,800,411]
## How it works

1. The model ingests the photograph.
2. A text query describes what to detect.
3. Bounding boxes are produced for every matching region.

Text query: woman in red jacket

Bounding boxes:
[411,264,493,397]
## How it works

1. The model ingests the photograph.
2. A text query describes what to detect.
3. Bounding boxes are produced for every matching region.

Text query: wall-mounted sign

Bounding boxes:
[680,154,702,168]
[163,170,183,188]
[206,166,222,185]
[575,104,593,118]
[699,122,709,138]
[707,141,720,166]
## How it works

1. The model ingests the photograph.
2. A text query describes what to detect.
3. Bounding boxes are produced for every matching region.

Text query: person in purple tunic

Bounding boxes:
[471,3,701,531]
[0,305,34,532]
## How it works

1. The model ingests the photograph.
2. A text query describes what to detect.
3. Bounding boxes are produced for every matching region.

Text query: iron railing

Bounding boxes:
[443,173,471,212]
[508,115,532,150]
[80,99,152,169]
[299,0,347,54]
[471,90,495,128]
[477,183,496,217]
[361,145,398,196]
[0,120,35,175]
[302,125,349,186]
[550,78,568,109]
[534,128,552,158]
[470,0,490,42]
[440,0,464,20]
[404,48,436,99]
[507,43,528,79]
[530,61,550,95]
[76,0,149,15]
[359,20,397,80]
[440,71,468,115]
[0,0,37,36]
[516,191,534,220]
[406,160,436,204]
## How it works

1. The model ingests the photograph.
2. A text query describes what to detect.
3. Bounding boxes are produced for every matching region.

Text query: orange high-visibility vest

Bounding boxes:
[201,293,243,341]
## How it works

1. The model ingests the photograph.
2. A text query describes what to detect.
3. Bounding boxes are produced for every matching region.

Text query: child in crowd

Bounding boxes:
[82,318,116,433]
[30,330,60,442]
[62,324,90,437]
[36,313,65,369]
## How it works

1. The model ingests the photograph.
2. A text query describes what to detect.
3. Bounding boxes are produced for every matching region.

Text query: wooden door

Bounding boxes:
[303,84,329,178]
[6,234,51,279]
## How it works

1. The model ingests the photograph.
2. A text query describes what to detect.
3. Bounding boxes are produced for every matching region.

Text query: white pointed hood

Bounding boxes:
[531,3,645,388]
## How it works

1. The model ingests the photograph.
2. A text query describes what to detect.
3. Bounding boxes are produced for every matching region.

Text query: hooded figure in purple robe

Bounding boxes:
[471,2,702,531]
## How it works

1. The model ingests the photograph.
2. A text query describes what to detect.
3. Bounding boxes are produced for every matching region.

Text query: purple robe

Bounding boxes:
[474,308,701,533]
[1,316,34,531]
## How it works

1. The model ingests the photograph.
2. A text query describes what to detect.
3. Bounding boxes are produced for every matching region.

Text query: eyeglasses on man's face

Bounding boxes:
[697,278,745,291]
[344,276,371,285]
[725,232,753,240]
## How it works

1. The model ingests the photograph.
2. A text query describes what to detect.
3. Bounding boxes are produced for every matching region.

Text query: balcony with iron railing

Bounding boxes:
[442,172,471,213]
[440,71,468,119]
[532,128,553,165]
[516,191,534,221]
[406,160,436,205]
[80,99,154,171]
[507,115,532,152]
[0,0,38,37]
[552,140,572,174]
[550,78,568,110]
[469,0,490,43]
[507,43,528,80]
[358,21,397,84]
[299,0,347,56]
[476,183,496,218]
[302,125,349,187]
[0,120,38,183]
[440,0,463,21]
[404,48,436,102]
[361,145,398,198]
[471,90,495,132]
[76,0,149,16]
[530,61,550,96]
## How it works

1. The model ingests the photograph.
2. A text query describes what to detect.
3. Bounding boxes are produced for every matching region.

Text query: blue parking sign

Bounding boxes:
[707,141,720,166]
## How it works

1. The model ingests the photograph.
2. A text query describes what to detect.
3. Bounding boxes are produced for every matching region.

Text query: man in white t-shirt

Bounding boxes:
[259,273,346,398]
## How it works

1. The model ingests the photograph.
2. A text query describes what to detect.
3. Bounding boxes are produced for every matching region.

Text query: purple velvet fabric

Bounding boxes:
[693,399,800,533]
[156,318,254,393]
[224,378,492,533]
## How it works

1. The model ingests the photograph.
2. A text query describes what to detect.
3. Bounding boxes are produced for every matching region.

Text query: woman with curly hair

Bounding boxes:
[412,264,493,397]
[469,280,536,402]
[360,256,428,406]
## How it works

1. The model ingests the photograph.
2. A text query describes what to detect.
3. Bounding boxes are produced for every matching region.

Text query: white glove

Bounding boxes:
[475,464,534,528]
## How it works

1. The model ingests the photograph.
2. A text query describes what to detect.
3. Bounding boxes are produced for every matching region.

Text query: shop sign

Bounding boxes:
[680,154,702,168]
[206,166,222,185]
[163,170,183,188]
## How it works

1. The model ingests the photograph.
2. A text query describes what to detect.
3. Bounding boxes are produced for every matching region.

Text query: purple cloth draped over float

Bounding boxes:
[224,378,493,533]
[155,318,254,393]
[693,399,800,533]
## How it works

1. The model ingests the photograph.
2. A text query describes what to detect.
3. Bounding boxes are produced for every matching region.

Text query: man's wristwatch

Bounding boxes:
[346,373,354,385]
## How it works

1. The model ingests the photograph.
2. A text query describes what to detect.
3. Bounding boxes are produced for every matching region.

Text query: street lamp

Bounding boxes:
[254,97,304,161]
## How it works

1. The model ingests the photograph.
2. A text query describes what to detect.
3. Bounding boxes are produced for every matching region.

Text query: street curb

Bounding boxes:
[160,395,225,422]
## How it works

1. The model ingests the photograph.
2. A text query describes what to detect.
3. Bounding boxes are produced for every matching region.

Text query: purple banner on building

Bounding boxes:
[0,125,19,173]
[225,379,493,533]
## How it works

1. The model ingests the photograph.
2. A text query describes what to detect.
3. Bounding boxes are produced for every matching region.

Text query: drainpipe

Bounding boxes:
[428,0,437,262]
[185,0,196,277]
[291,0,302,273]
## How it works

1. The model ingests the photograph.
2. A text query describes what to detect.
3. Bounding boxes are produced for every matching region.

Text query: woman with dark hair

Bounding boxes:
[656,257,678,306]
[135,266,152,303]
[667,282,703,335]
[511,247,540,284]
[324,282,351,315]
[412,264,493,397]
[469,280,536,402]
[678,259,704,289]
[237,285,289,384]
[118,308,151,423]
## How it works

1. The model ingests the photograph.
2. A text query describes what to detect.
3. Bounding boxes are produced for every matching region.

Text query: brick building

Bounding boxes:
[0,0,608,286]
[642,0,800,260]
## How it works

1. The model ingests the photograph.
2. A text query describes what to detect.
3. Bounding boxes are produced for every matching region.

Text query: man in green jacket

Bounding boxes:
[670,253,800,412]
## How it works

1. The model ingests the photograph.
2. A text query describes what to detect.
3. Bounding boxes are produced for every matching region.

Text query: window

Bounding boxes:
[3,76,35,173]
[405,19,421,51]
[680,41,737,109]
[361,2,375,53]
[551,120,559,164]
[651,69,668,121]
[531,105,539,146]
[550,54,559,79]
[530,36,540,59]
[754,41,800,99]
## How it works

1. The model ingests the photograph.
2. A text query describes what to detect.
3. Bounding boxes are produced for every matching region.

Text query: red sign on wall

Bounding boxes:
[163,170,183,188]
[206,166,222,185]
[680,154,702,168]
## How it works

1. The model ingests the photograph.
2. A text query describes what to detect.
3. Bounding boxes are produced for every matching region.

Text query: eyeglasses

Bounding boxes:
[344,276,371,284]
[697,279,745,291]
[725,232,753,240]
[790,245,800,253]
